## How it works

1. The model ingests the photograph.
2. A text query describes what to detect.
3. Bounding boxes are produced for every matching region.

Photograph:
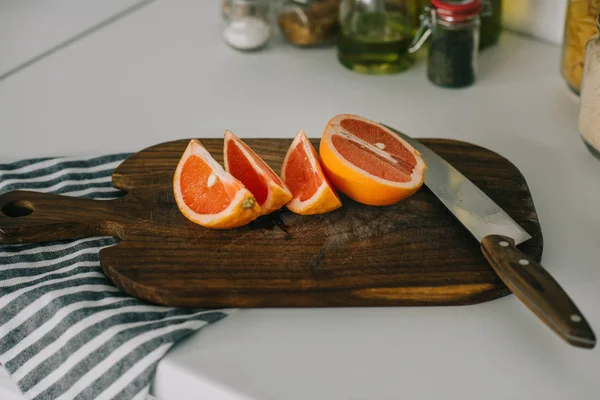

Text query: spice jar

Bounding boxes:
[278,0,340,47]
[561,1,600,94]
[578,14,600,159]
[223,0,273,51]
[410,0,482,88]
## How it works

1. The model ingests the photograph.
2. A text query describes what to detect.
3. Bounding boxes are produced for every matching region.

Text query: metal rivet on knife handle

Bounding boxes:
[380,124,594,349]
[481,234,596,349]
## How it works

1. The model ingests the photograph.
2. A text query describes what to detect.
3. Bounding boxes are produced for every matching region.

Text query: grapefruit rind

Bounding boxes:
[281,130,342,215]
[223,130,293,215]
[320,114,427,206]
[173,139,261,229]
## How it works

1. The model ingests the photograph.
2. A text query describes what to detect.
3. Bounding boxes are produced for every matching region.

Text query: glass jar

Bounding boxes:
[410,0,482,88]
[222,0,231,19]
[336,0,420,74]
[223,0,273,51]
[412,0,429,27]
[561,0,600,94]
[479,0,501,49]
[578,15,600,159]
[278,0,340,47]
[412,0,431,56]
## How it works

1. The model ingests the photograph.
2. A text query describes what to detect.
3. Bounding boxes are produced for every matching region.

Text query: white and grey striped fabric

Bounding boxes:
[0,155,230,400]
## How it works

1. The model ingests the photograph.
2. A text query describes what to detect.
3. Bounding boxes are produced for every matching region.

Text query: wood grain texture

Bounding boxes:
[481,234,595,348]
[0,138,543,308]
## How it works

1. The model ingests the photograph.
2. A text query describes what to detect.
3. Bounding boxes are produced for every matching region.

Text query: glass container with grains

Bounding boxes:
[278,0,340,47]
[561,0,600,95]
[578,14,600,159]
[409,0,482,88]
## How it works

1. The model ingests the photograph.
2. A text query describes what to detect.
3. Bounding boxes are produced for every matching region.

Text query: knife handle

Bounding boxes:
[481,234,596,349]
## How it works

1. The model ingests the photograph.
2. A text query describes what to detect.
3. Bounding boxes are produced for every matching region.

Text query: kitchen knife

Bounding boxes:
[383,124,596,349]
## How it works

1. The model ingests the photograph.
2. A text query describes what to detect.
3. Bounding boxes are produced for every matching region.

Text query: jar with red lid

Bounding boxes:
[410,0,483,88]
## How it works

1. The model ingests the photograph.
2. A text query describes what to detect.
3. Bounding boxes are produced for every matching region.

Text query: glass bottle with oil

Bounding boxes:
[337,0,419,74]
[479,0,502,49]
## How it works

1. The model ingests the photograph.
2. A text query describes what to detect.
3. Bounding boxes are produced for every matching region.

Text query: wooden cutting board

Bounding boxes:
[0,138,543,308]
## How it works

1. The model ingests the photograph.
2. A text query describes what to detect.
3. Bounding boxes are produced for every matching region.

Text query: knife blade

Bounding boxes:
[383,124,596,349]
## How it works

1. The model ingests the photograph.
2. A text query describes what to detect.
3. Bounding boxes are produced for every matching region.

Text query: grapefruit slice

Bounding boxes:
[173,139,261,229]
[319,114,427,206]
[281,130,342,215]
[224,130,293,215]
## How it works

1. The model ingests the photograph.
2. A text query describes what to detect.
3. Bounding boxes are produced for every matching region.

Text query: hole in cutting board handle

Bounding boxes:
[2,200,35,217]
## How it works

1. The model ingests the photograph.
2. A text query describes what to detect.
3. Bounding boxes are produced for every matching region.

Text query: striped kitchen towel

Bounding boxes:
[0,154,230,400]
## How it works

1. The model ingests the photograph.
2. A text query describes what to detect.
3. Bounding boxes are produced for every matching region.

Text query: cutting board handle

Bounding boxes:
[0,190,135,244]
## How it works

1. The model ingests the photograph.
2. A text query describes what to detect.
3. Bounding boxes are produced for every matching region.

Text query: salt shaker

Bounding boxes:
[223,0,273,51]
[578,14,600,159]
[409,0,482,88]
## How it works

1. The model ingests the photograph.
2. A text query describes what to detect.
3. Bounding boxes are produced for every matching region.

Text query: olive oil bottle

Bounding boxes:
[479,0,502,49]
[337,0,419,74]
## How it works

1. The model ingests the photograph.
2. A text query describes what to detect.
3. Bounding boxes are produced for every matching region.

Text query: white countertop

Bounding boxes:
[1,1,599,399]
[0,0,145,78]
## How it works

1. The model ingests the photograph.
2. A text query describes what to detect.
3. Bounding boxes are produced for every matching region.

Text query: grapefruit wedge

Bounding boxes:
[224,130,293,215]
[173,139,261,229]
[320,114,427,206]
[281,130,342,215]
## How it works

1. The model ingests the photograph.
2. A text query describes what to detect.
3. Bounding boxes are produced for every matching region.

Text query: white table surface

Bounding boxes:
[0,0,147,78]
[1,1,599,399]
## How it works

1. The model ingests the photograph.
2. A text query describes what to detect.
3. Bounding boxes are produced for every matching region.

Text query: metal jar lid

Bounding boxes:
[431,0,482,23]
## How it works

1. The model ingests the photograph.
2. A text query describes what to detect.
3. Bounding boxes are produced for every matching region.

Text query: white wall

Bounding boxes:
[502,0,568,45]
